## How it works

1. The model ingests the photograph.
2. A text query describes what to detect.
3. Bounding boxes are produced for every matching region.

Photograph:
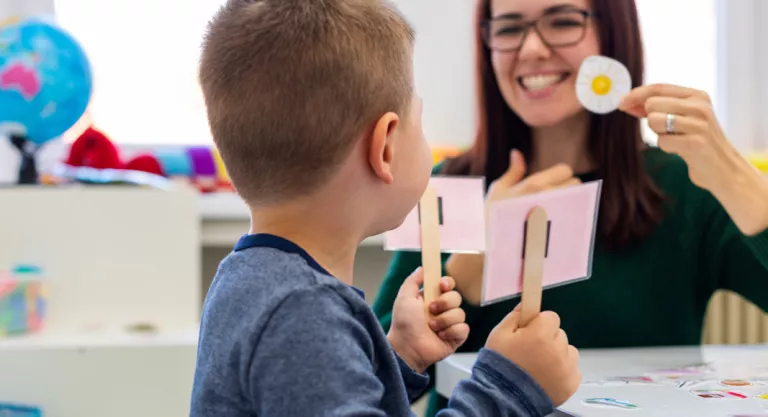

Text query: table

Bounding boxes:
[436,345,768,416]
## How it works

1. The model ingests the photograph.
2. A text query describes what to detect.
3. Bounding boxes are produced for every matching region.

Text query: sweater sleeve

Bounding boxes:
[439,349,554,417]
[394,349,432,403]
[700,190,768,312]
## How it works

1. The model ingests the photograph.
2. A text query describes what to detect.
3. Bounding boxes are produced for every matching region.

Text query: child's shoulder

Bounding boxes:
[204,250,377,361]
[209,248,340,304]
[192,248,381,414]
[199,247,373,359]
[203,246,369,332]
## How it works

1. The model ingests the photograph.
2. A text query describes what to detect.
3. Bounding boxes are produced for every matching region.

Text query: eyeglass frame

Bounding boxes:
[479,8,599,52]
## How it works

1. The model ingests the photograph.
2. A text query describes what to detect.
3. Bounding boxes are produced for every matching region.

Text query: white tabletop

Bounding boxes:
[436,345,768,416]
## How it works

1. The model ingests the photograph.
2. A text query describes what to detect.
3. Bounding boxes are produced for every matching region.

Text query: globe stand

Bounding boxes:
[9,134,39,185]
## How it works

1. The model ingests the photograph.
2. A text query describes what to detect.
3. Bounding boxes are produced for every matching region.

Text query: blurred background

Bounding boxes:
[0,0,767,416]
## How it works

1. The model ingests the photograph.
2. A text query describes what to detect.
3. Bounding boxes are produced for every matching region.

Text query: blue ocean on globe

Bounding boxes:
[0,18,92,145]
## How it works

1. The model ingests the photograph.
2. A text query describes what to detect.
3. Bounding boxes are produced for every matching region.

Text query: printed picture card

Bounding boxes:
[481,180,602,305]
[383,176,487,253]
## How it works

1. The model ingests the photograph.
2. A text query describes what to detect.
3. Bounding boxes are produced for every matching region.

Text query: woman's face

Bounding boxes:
[488,0,600,127]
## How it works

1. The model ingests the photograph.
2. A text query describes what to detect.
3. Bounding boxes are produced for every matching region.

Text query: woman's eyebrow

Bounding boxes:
[493,4,581,20]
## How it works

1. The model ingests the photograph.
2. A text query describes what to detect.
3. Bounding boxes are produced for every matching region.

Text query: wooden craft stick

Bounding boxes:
[519,206,548,327]
[419,185,442,310]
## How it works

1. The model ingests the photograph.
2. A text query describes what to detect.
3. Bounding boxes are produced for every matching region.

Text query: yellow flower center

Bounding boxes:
[591,75,612,96]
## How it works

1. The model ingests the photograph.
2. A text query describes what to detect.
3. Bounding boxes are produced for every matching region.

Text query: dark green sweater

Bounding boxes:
[372,147,768,416]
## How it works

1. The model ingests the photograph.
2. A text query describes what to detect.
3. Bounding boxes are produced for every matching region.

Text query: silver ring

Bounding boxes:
[665,113,677,134]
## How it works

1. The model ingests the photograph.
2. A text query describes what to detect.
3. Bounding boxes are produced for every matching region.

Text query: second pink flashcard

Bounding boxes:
[383,176,486,253]
[481,180,602,305]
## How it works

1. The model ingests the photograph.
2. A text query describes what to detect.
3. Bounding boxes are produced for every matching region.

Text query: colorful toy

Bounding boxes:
[431,145,462,165]
[185,146,222,191]
[748,153,768,174]
[56,124,465,192]
[0,16,92,184]
[0,265,47,336]
[0,403,43,417]
[59,126,233,192]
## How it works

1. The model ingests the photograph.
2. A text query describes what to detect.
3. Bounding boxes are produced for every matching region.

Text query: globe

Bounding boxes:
[0,17,92,146]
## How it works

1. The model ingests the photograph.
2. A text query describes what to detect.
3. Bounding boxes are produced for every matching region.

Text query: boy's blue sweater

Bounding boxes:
[190,233,554,416]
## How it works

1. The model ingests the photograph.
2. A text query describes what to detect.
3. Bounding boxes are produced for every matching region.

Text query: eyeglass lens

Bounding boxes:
[486,11,588,51]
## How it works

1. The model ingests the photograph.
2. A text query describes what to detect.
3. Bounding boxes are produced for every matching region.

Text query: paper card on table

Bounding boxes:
[691,389,748,399]
[480,180,602,306]
[383,176,487,253]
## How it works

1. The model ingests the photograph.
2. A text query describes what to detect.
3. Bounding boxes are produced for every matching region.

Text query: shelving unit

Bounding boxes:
[0,329,198,417]
[0,185,202,417]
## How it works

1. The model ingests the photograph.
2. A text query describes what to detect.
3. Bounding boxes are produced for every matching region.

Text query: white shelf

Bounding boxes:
[0,329,198,417]
[199,192,385,248]
[198,191,250,220]
[0,187,201,417]
[0,186,202,334]
[0,327,199,350]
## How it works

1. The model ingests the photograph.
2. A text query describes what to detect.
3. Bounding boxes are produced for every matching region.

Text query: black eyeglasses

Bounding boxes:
[481,8,596,52]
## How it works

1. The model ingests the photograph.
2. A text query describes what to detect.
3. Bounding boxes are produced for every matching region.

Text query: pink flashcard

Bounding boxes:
[383,176,486,253]
[481,180,602,305]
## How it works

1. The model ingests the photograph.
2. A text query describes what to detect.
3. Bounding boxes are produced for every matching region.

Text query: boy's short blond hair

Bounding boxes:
[199,0,415,205]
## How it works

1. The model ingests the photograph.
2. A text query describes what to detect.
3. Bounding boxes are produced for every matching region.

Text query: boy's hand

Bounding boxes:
[486,305,581,407]
[388,268,470,374]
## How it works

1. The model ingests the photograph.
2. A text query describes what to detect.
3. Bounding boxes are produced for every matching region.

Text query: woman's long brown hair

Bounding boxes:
[442,0,665,249]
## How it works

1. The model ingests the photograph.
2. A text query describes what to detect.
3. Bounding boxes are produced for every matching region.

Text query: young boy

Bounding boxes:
[190,0,581,416]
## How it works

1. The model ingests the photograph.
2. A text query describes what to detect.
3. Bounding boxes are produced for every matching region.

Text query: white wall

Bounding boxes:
[0,0,52,17]
[394,0,476,146]
[1,0,767,183]
[50,0,477,147]
[717,0,763,151]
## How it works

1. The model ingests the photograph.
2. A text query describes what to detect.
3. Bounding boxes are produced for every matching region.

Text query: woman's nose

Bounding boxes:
[517,29,552,61]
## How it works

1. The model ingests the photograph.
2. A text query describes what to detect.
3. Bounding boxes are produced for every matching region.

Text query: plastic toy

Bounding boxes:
[0,403,43,417]
[748,153,768,174]
[59,126,233,192]
[431,145,462,165]
[56,125,465,192]
[0,265,47,336]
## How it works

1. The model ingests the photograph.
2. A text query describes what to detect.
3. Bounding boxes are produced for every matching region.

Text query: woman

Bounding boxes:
[372,0,768,415]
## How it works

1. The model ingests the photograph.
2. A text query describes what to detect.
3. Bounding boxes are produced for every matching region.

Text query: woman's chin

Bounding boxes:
[519,113,570,128]
[516,106,585,128]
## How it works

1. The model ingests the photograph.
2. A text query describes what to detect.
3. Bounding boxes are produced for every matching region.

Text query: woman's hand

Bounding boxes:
[619,83,768,235]
[446,149,580,305]
[486,149,581,205]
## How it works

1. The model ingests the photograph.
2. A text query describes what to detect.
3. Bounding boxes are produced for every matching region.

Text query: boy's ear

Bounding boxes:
[367,112,399,184]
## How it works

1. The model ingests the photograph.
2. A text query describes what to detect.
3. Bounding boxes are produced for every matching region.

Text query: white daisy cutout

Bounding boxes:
[576,55,632,114]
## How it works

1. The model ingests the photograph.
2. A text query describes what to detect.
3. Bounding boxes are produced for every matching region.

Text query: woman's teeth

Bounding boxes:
[520,74,566,91]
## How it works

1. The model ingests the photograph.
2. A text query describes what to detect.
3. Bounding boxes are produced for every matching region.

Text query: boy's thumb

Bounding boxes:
[498,149,526,186]
[501,307,522,332]
[398,267,425,297]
